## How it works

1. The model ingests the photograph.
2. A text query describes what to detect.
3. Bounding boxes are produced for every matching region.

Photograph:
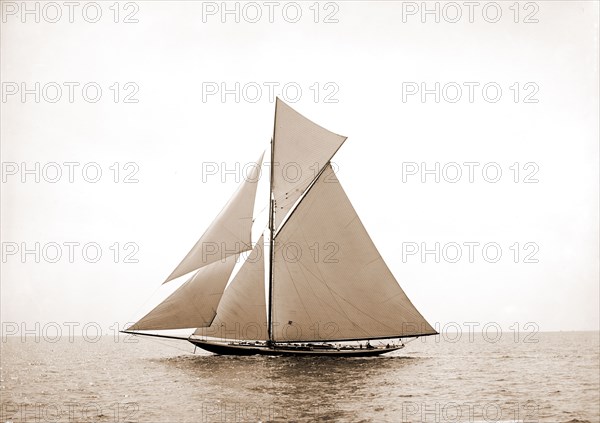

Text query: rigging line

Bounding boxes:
[254,204,269,219]
[270,172,322,206]
[273,163,331,238]
[136,334,195,354]
[274,154,345,238]
[124,279,173,330]
[248,146,271,222]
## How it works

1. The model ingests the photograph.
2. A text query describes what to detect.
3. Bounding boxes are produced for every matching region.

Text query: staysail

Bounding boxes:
[271,164,436,342]
[130,254,238,331]
[271,99,347,230]
[194,235,267,340]
[164,152,264,283]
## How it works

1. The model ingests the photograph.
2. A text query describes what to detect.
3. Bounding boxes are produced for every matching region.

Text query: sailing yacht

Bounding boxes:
[122,98,437,356]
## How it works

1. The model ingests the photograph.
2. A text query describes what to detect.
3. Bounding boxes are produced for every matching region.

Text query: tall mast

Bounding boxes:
[267,101,277,345]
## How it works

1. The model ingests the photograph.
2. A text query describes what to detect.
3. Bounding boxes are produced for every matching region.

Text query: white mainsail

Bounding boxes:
[194,235,267,340]
[131,254,238,331]
[163,152,264,283]
[272,165,436,342]
[271,98,347,230]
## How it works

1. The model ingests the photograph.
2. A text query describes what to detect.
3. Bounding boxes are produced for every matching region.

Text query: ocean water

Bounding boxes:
[1,331,598,423]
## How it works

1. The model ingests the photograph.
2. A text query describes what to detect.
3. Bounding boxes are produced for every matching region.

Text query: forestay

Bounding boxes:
[194,236,268,340]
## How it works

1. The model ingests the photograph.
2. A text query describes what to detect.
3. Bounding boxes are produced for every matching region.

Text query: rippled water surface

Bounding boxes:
[2,332,598,422]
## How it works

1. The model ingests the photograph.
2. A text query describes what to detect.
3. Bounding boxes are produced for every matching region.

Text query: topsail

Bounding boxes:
[271,98,347,230]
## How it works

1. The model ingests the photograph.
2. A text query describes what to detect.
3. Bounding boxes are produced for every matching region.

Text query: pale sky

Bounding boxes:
[1,1,598,336]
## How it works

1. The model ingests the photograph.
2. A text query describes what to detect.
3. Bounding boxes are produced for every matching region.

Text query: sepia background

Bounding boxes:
[1,1,598,336]
[2,2,599,423]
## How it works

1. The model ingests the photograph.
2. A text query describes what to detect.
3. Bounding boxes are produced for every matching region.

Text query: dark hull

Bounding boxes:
[189,340,402,357]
